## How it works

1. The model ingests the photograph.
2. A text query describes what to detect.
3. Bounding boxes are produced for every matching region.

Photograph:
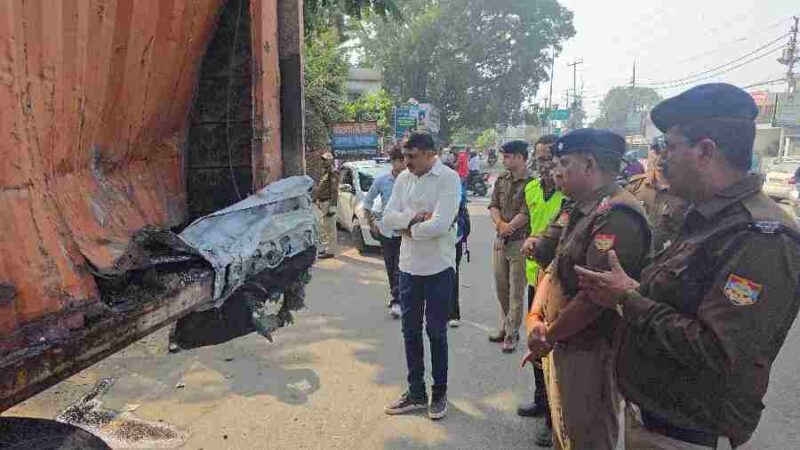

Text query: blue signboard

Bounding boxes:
[331,122,379,158]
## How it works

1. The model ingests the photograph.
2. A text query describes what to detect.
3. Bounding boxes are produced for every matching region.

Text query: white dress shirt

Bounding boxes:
[383,159,461,276]
[469,155,481,171]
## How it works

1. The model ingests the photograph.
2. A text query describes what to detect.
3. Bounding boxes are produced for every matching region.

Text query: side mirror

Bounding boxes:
[339,184,354,194]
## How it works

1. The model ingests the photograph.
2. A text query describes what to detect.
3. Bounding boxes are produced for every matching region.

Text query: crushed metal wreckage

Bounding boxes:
[0,176,319,410]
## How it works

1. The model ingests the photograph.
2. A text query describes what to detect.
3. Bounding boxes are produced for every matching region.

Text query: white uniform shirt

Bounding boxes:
[383,159,461,276]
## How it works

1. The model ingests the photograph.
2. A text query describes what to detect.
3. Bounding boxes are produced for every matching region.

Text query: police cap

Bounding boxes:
[651,83,758,132]
[553,128,626,158]
[500,140,529,156]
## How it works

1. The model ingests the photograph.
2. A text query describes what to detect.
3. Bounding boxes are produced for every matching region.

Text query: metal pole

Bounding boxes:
[277,0,306,176]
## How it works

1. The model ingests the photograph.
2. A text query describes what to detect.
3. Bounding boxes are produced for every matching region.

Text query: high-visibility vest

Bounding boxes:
[524,179,565,286]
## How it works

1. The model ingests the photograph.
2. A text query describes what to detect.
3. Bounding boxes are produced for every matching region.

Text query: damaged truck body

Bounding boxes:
[0,0,312,413]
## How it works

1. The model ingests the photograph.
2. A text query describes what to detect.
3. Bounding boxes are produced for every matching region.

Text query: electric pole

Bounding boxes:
[778,16,798,93]
[547,47,556,132]
[567,60,584,108]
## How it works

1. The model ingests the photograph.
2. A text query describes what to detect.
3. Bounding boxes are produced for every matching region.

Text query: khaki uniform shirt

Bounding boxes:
[617,175,800,446]
[315,167,339,206]
[489,171,530,242]
[542,184,651,347]
[626,173,689,252]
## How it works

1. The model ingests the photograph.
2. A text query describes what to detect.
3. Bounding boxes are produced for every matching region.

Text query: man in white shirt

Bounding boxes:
[382,132,461,420]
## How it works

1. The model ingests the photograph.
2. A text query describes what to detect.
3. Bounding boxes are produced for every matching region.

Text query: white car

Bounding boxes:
[337,160,391,251]
[762,159,800,202]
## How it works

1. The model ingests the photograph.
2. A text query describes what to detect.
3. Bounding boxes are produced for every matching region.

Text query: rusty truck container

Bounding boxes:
[0,0,309,411]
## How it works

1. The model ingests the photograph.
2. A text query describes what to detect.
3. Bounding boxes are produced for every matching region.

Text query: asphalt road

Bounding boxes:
[5,195,800,449]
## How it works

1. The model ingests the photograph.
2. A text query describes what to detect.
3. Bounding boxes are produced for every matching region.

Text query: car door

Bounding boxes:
[337,167,356,230]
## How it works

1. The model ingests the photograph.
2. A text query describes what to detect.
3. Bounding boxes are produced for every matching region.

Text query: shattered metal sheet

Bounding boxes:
[179,176,318,306]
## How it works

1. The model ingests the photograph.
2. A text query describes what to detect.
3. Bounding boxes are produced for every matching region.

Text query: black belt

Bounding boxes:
[641,411,718,447]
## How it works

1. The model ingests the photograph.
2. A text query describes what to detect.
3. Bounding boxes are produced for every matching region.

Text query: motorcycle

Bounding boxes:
[466,170,489,197]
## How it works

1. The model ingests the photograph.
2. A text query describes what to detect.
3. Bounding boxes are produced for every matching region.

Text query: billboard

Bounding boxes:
[775,93,800,128]
[418,103,441,134]
[331,122,379,158]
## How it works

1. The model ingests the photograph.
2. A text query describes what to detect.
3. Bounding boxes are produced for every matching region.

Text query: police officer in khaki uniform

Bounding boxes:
[576,83,800,448]
[523,129,651,450]
[313,152,339,258]
[488,140,532,353]
[626,138,689,253]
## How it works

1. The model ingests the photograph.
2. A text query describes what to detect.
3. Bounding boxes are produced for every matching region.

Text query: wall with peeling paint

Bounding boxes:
[0,0,284,340]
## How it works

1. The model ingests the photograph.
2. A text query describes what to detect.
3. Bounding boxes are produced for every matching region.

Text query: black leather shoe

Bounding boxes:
[517,399,548,417]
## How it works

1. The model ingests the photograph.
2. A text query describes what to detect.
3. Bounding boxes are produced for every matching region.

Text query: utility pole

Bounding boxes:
[547,48,556,133]
[567,60,584,108]
[778,16,799,93]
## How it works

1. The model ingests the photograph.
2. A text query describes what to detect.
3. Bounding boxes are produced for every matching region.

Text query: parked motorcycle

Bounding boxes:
[466,170,489,196]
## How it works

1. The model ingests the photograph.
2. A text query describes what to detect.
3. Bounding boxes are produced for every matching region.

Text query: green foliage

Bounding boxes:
[591,87,662,134]
[566,101,586,130]
[305,0,401,34]
[358,0,575,143]
[474,128,499,150]
[304,28,349,151]
[343,89,396,139]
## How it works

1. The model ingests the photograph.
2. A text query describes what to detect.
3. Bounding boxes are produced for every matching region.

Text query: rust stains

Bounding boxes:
[0,0,224,335]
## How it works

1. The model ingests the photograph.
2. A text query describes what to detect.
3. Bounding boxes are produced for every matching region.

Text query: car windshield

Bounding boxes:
[358,164,391,192]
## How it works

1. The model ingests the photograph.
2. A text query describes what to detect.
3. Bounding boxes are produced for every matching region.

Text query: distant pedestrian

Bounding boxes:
[448,184,471,328]
[456,148,470,184]
[364,147,407,319]
[576,83,800,449]
[488,140,532,353]
[313,152,339,259]
[382,131,461,420]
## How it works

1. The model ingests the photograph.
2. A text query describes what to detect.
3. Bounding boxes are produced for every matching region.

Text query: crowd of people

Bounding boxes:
[313,83,800,449]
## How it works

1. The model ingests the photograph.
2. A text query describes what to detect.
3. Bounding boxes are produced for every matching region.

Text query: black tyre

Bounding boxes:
[0,417,111,450]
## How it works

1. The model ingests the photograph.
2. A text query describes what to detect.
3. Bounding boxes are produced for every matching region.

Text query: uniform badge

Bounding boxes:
[555,212,570,227]
[593,234,616,252]
[723,274,763,306]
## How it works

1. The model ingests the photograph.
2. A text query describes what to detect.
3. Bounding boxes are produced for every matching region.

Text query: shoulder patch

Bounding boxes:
[723,274,763,306]
[593,234,616,252]
[555,211,570,227]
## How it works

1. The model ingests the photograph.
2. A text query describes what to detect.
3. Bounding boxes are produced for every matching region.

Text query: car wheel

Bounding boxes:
[352,217,366,253]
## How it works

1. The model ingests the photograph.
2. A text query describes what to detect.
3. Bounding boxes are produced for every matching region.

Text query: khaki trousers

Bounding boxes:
[492,239,527,338]
[315,200,337,254]
[544,339,621,450]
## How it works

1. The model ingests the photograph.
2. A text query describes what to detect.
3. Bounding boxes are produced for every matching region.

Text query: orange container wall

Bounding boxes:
[0,0,235,336]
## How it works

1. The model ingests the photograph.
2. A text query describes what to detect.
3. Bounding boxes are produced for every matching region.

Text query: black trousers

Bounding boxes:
[381,235,402,305]
[528,284,551,427]
[449,242,464,320]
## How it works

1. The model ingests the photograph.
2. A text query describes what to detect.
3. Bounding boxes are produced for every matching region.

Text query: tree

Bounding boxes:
[475,128,499,150]
[358,0,575,143]
[304,28,348,151]
[566,100,586,130]
[343,89,396,143]
[591,87,662,134]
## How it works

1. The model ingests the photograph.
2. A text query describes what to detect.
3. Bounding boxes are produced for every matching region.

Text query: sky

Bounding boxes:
[545,0,799,123]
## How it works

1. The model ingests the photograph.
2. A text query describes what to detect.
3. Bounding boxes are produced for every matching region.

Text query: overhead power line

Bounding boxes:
[741,78,786,90]
[646,44,784,91]
[640,34,787,87]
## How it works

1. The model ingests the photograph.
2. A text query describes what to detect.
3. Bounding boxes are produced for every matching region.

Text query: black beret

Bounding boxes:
[553,128,626,158]
[651,83,758,132]
[500,140,529,156]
